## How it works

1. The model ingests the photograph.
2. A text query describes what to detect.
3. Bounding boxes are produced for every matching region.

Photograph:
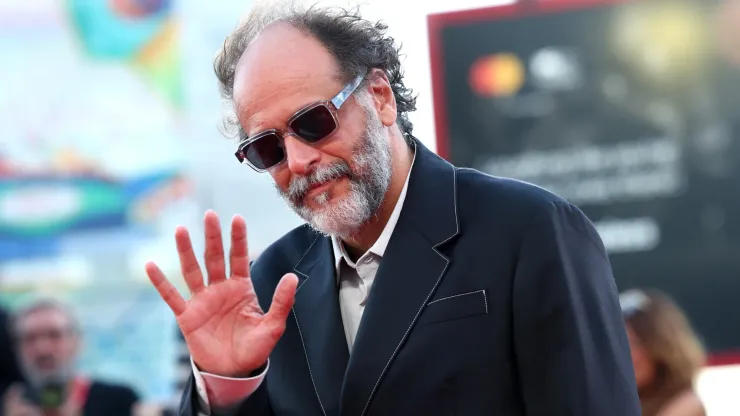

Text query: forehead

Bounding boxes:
[232,23,344,132]
[17,308,70,332]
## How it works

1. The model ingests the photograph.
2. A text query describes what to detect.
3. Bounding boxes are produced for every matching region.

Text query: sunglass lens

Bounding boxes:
[290,105,337,143]
[243,133,284,170]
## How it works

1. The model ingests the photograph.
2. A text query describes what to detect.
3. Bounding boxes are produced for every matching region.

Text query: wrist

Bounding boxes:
[194,360,268,379]
[247,362,268,377]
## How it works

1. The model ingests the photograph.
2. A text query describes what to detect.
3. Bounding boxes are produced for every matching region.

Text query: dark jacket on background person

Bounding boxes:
[80,381,139,416]
[0,306,22,395]
[0,380,139,416]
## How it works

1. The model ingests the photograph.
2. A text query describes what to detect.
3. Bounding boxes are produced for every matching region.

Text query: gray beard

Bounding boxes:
[22,359,76,389]
[277,106,393,240]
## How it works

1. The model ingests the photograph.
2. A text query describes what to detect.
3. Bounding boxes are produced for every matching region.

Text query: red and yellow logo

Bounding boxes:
[468,53,525,97]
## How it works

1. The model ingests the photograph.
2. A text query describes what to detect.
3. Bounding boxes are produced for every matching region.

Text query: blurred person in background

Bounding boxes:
[146,2,639,415]
[620,289,706,416]
[1,299,140,416]
[0,306,23,395]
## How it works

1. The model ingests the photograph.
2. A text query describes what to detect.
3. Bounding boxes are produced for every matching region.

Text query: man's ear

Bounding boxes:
[365,68,397,127]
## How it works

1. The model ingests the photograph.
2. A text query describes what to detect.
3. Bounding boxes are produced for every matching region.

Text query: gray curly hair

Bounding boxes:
[213,1,417,146]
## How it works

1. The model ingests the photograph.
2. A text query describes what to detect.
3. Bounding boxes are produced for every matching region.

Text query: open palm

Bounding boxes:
[146,211,298,377]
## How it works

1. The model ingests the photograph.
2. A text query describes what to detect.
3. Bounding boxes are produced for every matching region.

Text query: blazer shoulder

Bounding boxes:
[455,166,570,220]
[454,167,605,258]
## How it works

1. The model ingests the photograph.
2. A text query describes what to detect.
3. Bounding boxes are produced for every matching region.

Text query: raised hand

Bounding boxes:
[146,210,298,377]
[2,385,42,416]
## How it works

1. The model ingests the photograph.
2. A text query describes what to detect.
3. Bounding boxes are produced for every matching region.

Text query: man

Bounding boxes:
[1,299,140,416]
[145,3,640,416]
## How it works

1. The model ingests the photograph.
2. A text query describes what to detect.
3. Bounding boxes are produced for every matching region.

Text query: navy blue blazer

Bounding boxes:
[179,141,640,416]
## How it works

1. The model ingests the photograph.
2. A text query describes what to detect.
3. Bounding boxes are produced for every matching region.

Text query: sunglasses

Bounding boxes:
[235,75,364,172]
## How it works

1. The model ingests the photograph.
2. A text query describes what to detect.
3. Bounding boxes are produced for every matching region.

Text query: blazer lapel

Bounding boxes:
[293,235,350,416]
[339,143,459,416]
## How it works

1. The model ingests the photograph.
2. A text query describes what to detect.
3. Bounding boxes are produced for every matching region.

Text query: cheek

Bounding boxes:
[627,338,639,363]
[327,109,367,150]
[270,167,291,191]
[626,328,646,370]
[20,349,35,364]
[61,341,77,359]
[321,132,359,161]
[630,344,645,368]
[630,345,655,386]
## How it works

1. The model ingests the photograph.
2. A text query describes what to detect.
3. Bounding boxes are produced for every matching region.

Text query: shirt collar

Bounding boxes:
[331,149,416,274]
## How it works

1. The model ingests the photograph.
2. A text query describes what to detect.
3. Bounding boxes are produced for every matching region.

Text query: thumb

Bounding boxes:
[3,384,30,410]
[265,273,299,324]
[4,383,23,401]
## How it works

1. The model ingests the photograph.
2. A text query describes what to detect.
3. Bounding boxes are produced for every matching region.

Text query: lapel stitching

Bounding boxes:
[293,231,321,293]
[359,166,460,416]
[292,231,327,416]
[292,309,327,416]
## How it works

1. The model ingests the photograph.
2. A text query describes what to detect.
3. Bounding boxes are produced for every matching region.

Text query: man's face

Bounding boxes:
[232,23,395,239]
[16,308,79,386]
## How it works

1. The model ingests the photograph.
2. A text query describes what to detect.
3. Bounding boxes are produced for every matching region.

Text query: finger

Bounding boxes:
[15,403,41,416]
[175,226,205,293]
[229,215,250,279]
[265,273,299,324]
[203,210,227,284]
[4,386,38,413]
[5,383,22,397]
[146,262,187,316]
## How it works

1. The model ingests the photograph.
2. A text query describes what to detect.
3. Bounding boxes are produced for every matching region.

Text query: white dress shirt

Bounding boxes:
[192,152,415,414]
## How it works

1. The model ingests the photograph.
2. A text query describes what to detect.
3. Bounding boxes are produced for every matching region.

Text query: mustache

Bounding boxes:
[285,162,352,202]
[32,355,57,370]
[35,355,55,364]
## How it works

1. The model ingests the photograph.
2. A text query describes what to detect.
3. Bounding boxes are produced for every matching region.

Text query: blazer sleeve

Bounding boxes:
[511,201,641,416]
[177,374,274,416]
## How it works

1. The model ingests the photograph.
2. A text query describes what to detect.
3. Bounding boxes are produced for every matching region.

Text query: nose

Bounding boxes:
[284,135,321,176]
